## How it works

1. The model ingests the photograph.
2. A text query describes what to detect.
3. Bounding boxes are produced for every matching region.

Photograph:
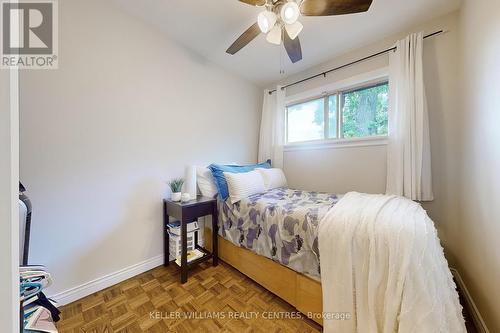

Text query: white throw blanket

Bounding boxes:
[318,192,465,333]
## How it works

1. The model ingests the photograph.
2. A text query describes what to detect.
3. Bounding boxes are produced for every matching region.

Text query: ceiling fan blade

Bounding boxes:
[238,0,266,6]
[226,23,261,55]
[300,0,373,16]
[284,32,302,63]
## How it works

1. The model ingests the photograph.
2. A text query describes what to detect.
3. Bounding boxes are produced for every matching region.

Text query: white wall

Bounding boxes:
[0,69,19,330]
[19,0,261,299]
[455,0,500,330]
[278,13,463,255]
[285,144,387,194]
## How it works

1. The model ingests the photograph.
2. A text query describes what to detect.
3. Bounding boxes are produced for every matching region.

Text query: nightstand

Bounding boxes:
[162,196,218,283]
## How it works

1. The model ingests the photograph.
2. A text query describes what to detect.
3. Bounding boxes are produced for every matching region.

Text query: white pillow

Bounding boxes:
[196,167,218,198]
[257,168,287,190]
[224,170,266,204]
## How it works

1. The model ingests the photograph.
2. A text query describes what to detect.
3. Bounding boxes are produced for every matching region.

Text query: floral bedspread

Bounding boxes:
[218,187,340,278]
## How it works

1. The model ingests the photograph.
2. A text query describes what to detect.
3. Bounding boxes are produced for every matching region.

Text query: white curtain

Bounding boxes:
[386,32,433,201]
[258,86,286,168]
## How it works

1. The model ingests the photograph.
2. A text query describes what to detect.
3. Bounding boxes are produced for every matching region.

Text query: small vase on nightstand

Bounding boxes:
[168,178,184,202]
[171,192,182,202]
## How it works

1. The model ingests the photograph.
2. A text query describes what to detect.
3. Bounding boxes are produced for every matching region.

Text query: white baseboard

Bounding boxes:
[450,268,489,333]
[49,254,164,306]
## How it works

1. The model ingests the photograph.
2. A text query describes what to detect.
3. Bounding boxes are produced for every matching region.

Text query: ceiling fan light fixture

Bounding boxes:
[280,1,300,25]
[257,10,277,33]
[285,21,303,40]
[266,25,282,45]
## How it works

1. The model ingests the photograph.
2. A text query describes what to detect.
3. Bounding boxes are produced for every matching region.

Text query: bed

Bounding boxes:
[200,165,465,331]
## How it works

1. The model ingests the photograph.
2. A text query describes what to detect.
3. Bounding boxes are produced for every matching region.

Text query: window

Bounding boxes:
[286,81,389,144]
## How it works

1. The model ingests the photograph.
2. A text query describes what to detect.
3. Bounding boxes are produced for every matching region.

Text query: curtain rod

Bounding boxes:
[268,30,444,94]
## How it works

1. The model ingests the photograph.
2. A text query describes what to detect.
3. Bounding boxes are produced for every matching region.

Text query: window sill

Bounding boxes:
[283,136,388,152]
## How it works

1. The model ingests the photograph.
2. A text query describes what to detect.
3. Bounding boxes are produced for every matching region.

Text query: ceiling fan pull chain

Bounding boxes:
[280,28,285,75]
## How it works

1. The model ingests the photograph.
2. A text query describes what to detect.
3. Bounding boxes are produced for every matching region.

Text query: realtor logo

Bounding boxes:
[1,0,58,69]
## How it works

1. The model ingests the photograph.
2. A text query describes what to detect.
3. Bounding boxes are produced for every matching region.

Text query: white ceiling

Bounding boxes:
[114,0,461,87]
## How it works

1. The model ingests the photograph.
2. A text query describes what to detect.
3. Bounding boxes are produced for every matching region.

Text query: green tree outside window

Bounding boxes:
[342,83,388,138]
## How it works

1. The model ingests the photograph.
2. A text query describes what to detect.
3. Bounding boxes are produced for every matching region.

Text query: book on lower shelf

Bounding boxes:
[175,249,205,266]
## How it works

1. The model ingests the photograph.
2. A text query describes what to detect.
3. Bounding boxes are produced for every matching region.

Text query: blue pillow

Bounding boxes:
[208,160,272,200]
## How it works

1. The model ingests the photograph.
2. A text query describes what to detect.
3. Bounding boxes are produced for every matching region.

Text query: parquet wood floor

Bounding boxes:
[56,261,322,333]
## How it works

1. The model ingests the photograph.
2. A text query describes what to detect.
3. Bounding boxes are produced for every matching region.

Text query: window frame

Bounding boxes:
[339,80,389,139]
[284,73,389,149]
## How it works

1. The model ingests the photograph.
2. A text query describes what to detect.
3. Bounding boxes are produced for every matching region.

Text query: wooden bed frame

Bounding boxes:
[204,228,323,325]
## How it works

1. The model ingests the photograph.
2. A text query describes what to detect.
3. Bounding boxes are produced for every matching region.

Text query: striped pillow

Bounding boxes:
[257,168,287,190]
[223,170,266,204]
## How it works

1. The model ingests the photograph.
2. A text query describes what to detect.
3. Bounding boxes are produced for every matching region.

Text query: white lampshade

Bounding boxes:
[184,165,197,199]
[266,25,282,45]
[257,10,277,33]
[285,21,303,40]
[280,1,300,25]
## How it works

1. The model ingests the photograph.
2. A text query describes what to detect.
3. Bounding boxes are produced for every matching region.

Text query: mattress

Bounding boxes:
[218,187,340,278]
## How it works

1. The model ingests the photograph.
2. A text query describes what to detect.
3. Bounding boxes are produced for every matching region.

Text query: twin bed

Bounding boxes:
[200,163,466,332]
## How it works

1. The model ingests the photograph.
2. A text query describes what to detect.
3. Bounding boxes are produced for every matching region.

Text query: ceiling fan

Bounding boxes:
[226,0,373,63]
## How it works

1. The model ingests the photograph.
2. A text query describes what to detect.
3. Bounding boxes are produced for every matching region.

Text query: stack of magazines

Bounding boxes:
[20,265,60,333]
[167,220,199,235]
[174,249,205,266]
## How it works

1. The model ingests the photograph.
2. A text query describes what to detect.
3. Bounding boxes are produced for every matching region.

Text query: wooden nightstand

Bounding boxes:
[162,196,218,283]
